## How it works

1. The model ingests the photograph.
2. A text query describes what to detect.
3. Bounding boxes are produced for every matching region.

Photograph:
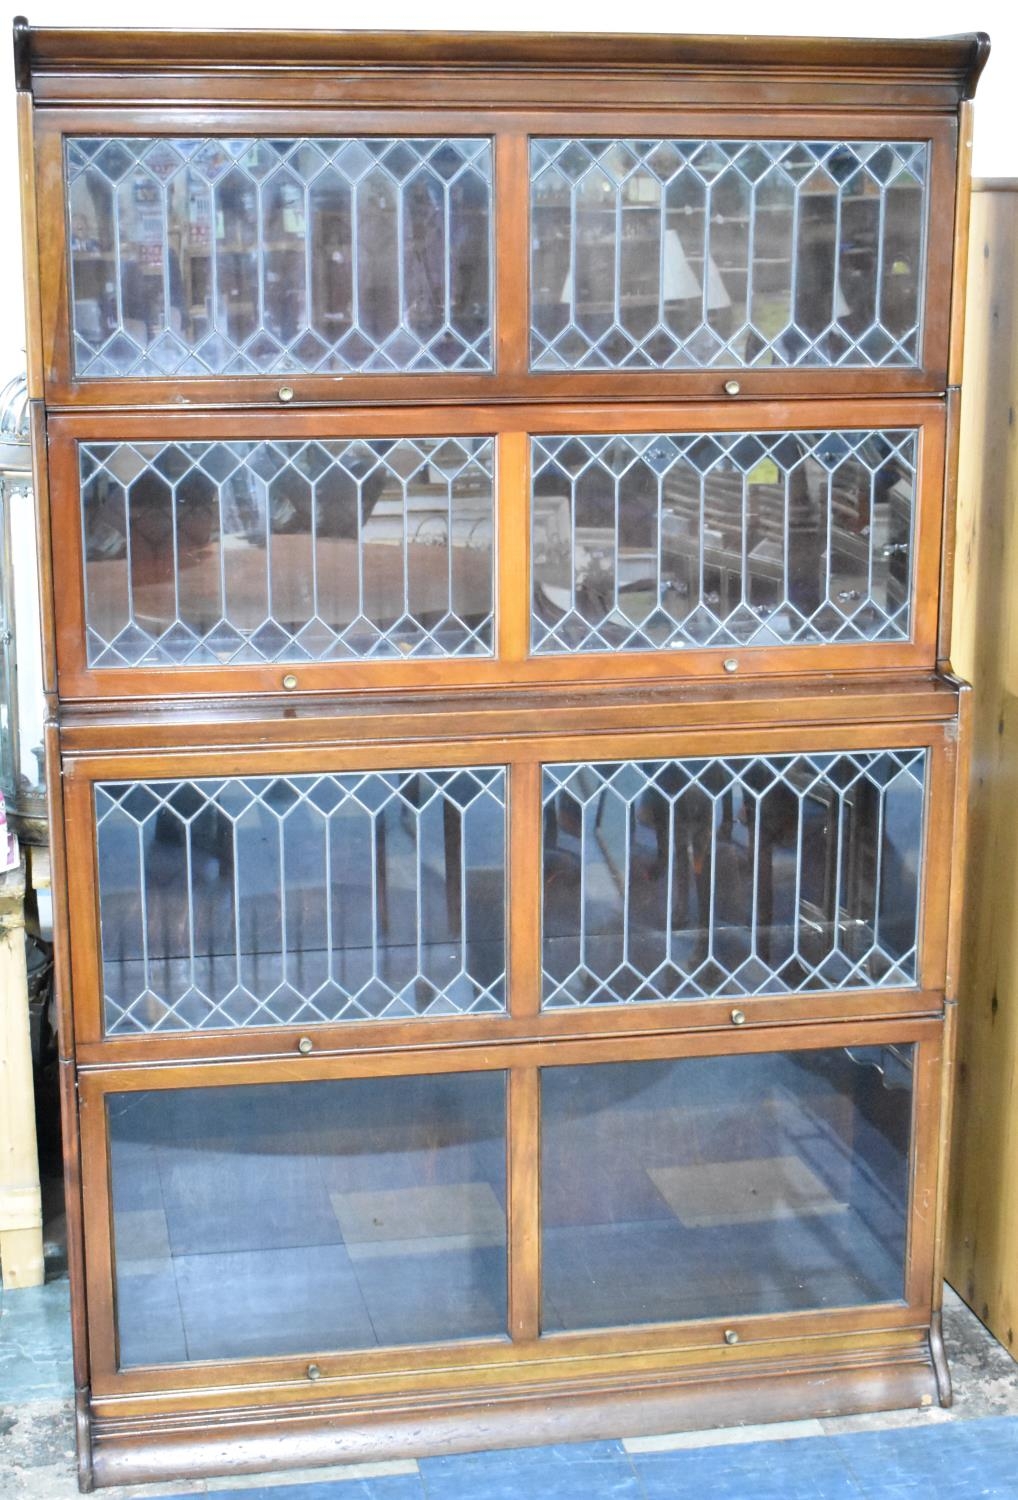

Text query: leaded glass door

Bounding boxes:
[47,401,946,699]
[34,111,960,404]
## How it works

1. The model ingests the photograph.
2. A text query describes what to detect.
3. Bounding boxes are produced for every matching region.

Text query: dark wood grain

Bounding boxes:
[15,21,983,1486]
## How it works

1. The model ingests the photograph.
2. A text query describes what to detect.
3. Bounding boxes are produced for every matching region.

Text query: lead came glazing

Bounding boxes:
[531,429,917,652]
[66,137,493,377]
[79,437,495,666]
[530,139,928,370]
[542,750,926,1007]
[96,769,507,1034]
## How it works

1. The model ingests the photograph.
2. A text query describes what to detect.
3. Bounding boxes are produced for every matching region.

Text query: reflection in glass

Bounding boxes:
[80,438,495,666]
[109,1072,508,1366]
[542,751,925,1007]
[541,1048,913,1330]
[96,769,506,1034]
[66,137,492,377]
[531,430,917,652]
[531,139,928,370]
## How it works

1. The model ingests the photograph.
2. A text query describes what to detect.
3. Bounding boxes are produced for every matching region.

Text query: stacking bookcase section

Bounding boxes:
[17,22,985,1491]
[31,104,965,406]
[75,1022,946,1397]
[60,691,962,1063]
[47,401,946,699]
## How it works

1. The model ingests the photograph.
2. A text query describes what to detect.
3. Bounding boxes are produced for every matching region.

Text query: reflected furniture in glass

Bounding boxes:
[15,22,985,1492]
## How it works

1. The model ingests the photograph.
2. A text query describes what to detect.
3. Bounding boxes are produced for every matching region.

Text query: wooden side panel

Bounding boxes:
[16,93,44,399]
[946,182,1018,1355]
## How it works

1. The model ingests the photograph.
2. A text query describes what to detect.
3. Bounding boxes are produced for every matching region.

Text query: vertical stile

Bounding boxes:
[16,93,44,399]
[903,1031,945,1309]
[495,130,531,379]
[947,100,975,389]
[918,737,956,993]
[508,759,543,1017]
[508,1066,542,1342]
[508,754,544,1331]
[497,431,532,663]
[933,683,974,1307]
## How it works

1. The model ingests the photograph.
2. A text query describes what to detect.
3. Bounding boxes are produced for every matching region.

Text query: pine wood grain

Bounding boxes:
[946,182,1018,1357]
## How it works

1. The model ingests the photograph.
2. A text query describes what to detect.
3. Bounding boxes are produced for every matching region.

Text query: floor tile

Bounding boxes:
[114,1264,190,1367]
[352,1243,506,1346]
[623,1417,826,1451]
[330,1182,504,1249]
[419,1441,641,1500]
[206,1475,425,1500]
[0,1280,74,1400]
[205,1461,419,1490]
[832,1416,1018,1496]
[630,1435,867,1500]
[175,1242,375,1362]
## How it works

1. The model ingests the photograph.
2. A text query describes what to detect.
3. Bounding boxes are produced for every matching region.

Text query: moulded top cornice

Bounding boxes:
[13,19,990,108]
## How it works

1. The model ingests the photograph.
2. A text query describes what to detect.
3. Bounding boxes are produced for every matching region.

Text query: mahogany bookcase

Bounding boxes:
[14,21,987,1490]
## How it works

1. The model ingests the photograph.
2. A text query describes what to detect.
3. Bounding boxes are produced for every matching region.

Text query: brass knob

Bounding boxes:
[306,1362,321,1380]
[730,1009,746,1026]
[282,673,298,691]
[278,385,295,403]
[723,379,741,396]
[723,658,739,673]
[298,1036,313,1055]
[724,1329,740,1345]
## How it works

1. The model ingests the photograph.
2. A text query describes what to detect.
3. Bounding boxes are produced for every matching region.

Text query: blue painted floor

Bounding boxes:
[6,1265,1018,1497]
[195,1420,1018,1500]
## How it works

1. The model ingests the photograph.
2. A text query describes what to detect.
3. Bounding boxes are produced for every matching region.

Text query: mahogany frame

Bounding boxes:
[14,21,985,1492]
[76,1019,944,1396]
[48,399,947,702]
[32,106,959,408]
[61,714,960,1064]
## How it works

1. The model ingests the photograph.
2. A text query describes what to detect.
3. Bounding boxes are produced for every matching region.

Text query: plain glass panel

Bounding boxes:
[541,1047,913,1331]
[96,769,507,1033]
[109,1072,508,1366]
[530,138,928,371]
[80,437,494,666]
[542,751,926,1008]
[531,430,917,653]
[66,137,492,377]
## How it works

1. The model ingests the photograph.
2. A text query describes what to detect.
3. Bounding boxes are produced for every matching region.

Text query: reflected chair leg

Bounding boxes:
[444,798,462,942]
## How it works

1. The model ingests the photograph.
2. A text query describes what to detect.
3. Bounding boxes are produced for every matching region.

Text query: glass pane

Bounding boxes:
[542,750,925,1008]
[531,430,917,652]
[542,1048,913,1331]
[109,1072,507,1366]
[530,139,928,370]
[80,437,495,666]
[96,769,506,1034]
[66,137,492,378]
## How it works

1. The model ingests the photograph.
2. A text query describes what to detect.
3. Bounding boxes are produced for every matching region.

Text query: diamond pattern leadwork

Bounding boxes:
[66,137,493,378]
[530,138,929,370]
[542,751,926,1008]
[531,429,917,653]
[80,437,494,667]
[96,769,507,1034]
